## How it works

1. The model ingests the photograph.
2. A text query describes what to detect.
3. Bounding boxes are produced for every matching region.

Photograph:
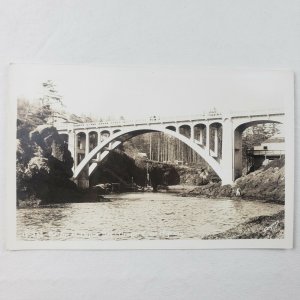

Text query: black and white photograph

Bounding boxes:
[2,1,300,299]
[7,64,294,249]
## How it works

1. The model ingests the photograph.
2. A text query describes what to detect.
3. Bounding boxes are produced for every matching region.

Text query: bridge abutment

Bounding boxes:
[220,118,235,185]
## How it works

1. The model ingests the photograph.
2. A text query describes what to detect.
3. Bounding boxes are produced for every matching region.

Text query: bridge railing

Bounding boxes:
[55,112,223,130]
[229,108,284,117]
[54,108,284,131]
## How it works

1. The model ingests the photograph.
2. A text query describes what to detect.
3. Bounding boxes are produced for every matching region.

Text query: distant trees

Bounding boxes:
[123,131,207,167]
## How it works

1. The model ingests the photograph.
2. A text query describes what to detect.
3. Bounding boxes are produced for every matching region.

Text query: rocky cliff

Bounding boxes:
[17,122,80,205]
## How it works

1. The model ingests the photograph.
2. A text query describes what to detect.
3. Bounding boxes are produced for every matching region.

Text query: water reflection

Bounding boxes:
[17,193,283,241]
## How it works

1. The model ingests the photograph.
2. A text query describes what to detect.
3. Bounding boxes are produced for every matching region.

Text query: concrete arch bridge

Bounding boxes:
[56,109,284,188]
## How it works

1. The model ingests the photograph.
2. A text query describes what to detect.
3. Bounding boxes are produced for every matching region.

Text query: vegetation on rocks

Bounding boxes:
[17,92,87,205]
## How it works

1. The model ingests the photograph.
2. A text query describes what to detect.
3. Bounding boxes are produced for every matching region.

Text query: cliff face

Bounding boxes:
[89,150,181,189]
[17,123,79,204]
[90,150,221,190]
[174,165,220,186]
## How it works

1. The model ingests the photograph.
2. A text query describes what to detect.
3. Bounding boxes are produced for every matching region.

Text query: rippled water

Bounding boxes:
[17,192,283,241]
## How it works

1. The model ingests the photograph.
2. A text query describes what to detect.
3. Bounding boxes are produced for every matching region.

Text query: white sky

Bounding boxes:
[9,64,289,119]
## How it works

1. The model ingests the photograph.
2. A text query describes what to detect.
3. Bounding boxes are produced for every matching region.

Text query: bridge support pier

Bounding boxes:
[199,127,204,145]
[220,119,234,185]
[206,123,210,154]
[85,131,90,156]
[73,165,89,189]
[234,129,243,179]
[191,127,194,141]
[214,127,218,155]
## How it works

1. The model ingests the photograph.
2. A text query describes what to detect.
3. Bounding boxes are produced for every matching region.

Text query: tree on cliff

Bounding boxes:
[38,80,65,124]
[39,80,63,109]
[16,82,80,205]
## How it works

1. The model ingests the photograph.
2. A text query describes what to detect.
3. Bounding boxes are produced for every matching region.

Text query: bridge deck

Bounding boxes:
[55,109,284,131]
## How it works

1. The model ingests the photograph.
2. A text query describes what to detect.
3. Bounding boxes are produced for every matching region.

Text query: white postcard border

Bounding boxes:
[6,65,294,250]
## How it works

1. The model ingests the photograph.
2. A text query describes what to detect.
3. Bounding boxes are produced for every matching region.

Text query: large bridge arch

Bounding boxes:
[73,125,224,182]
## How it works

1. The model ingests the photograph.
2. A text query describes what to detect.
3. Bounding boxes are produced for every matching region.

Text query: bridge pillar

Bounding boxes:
[214,127,218,155]
[206,123,210,155]
[85,131,90,156]
[74,165,89,189]
[67,131,75,163]
[199,127,204,145]
[234,129,243,179]
[67,131,78,170]
[220,118,234,185]
[191,126,195,141]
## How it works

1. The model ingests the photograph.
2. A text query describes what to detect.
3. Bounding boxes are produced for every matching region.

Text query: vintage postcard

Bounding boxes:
[6,64,294,249]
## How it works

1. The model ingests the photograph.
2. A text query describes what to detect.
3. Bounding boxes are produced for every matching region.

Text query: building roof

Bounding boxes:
[263,133,285,144]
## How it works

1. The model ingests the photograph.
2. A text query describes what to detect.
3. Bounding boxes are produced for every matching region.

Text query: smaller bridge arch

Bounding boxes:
[166,125,176,131]
[209,122,222,159]
[193,123,206,147]
[179,124,191,139]
[88,131,98,152]
[233,118,283,179]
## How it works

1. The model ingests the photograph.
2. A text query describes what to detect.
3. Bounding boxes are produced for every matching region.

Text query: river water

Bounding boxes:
[17,192,283,241]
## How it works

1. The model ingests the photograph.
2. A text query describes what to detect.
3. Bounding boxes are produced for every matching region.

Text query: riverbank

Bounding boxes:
[163,184,284,204]
[17,188,109,208]
[203,210,284,239]
[163,157,285,204]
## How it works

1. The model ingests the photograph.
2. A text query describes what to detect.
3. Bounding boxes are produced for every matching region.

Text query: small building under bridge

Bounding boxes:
[247,134,285,171]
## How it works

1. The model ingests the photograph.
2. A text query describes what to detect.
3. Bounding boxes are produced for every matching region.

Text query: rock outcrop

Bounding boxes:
[17,124,80,204]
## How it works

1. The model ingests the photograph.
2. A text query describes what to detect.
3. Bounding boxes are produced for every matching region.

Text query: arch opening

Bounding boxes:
[76,132,87,165]
[100,130,110,142]
[166,125,176,131]
[234,120,283,179]
[209,122,222,160]
[89,131,98,152]
[179,125,191,139]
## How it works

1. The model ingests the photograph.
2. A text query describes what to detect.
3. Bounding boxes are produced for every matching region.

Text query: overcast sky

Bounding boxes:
[9,64,289,119]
